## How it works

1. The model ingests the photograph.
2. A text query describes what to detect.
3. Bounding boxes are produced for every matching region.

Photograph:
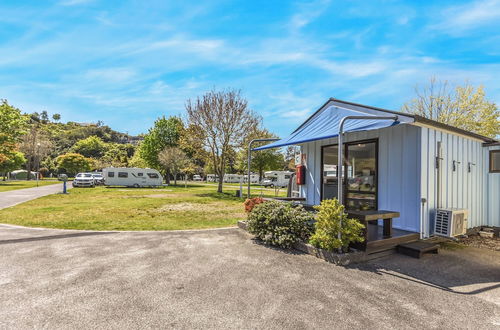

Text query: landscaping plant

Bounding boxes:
[309,199,365,252]
[243,197,265,213]
[247,200,314,248]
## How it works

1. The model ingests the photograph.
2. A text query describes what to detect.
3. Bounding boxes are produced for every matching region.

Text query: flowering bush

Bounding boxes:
[243,197,265,213]
[309,199,365,252]
[247,200,314,248]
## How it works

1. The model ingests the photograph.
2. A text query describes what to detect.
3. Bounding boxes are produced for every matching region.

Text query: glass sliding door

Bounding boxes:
[321,140,378,211]
[345,141,377,211]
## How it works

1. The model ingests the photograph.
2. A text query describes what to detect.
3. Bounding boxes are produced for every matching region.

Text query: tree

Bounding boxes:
[186,89,260,193]
[158,147,189,185]
[0,100,27,164]
[71,135,109,158]
[138,116,183,182]
[238,128,284,181]
[402,78,500,138]
[52,113,61,122]
[56,153,91,175]
[20,122,52,180]
[0,151,26,181]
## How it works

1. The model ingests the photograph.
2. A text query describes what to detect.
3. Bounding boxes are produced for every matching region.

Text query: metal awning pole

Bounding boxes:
[337,115,398,243]
[247,138,280,199]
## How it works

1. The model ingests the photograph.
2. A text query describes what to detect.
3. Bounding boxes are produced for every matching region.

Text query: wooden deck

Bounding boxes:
[353,224,420,254]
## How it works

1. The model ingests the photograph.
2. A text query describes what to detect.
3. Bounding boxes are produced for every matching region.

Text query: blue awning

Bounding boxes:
[254,105,402,150]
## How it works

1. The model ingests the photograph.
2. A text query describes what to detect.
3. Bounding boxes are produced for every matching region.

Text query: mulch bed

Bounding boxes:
[458,234,500,252]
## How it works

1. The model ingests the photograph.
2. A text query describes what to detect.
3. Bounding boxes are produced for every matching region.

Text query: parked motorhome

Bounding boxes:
[255,98,499,251]
[262,171,293,188]
[102,167,163,187]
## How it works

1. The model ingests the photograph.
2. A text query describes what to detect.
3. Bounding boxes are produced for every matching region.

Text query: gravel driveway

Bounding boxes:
[0,224,498,329]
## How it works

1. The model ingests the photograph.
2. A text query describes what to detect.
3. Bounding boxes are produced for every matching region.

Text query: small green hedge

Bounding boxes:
[309,199,365,252]
[247,200,314,248]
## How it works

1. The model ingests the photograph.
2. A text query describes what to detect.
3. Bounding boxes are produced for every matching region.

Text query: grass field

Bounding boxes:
[0,180,60,192]
[0,184,284,231]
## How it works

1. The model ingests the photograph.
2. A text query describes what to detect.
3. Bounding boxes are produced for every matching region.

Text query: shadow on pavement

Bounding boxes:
[0,231,116,245]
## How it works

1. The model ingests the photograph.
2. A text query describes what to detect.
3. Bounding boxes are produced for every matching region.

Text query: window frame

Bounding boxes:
[320,138,379,210]
[147,173,159,179]
[108,172,114,177]
[490,150,500,173]
[118,172,128,178]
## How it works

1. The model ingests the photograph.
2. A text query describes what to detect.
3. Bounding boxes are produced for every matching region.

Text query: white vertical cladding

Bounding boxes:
[298,124,421,232]
[485,145,500,227]
[420,127,490,232]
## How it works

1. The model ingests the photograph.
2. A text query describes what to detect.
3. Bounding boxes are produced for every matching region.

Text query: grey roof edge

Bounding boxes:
[292,97,497,144]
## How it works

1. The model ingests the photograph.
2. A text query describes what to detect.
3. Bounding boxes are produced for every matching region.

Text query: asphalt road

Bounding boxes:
[0,225,498,329]
[0,183,69,209]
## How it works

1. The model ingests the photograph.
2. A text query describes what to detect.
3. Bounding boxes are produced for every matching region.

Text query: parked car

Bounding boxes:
[72,173,95,188]
[91,172,105,185]
[193,175,202,181]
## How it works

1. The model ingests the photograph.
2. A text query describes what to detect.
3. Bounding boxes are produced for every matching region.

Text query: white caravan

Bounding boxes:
[244,174,260,184]
[206,174,218,182]
[223,174,243,183]
[103,167,163,187]
[262,171,293,188]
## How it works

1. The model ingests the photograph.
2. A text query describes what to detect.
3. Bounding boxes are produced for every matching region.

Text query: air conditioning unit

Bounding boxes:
[434,208,468,237]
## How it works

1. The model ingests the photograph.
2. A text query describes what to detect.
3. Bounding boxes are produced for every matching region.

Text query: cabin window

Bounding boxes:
[108,172,114,177]
[137,173,143,177]
[490,150,500,173]
[147,173,159,179]
[118,172,128,178]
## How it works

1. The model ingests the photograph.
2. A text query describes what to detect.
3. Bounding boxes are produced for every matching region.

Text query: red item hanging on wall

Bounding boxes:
[296,164,305,185]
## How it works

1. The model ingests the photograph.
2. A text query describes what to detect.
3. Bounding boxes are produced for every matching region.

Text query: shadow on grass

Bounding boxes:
[196,191,243,201]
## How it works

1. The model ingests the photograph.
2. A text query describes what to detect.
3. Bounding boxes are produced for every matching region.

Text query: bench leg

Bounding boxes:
[383,218,392,238]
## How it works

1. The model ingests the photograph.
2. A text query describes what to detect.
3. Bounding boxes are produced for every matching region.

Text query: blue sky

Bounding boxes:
[1,0,499,136]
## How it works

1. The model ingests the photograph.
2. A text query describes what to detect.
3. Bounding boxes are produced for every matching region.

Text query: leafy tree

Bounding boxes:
[71,135,109,158]
[238,128,284,181]
[186,89,260,193]
[158,147,189,185]
[403,78,500,138]
[138,116,183,182]
[0,100,27,164]
[0,151,26,180]
[52,113,61,122]
[40,111,49,123]
[56,153,92,175]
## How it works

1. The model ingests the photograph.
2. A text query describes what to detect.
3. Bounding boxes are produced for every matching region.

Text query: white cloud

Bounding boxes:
[432,0,500,33]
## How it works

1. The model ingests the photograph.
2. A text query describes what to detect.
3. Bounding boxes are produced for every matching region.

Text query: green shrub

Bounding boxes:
[309,199,365,252]
[247,200,314,248]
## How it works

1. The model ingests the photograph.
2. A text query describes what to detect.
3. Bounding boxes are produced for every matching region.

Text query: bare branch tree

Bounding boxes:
[20,124,52,180]
[185,89,260,193]
[402,77,499,138]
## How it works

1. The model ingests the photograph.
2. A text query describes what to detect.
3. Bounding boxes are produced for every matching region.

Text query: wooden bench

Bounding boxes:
[348,210,400,239]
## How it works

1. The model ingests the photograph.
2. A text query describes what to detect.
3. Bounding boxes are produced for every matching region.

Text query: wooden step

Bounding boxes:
[396,241,439,259]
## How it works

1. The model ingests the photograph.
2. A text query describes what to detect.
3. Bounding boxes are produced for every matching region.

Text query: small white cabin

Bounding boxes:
[244,174,260,184]
[103,167,163,187]
[256,98,500,239]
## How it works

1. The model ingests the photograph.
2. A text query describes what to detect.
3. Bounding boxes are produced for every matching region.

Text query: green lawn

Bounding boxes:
[0,180,60,192]
[0,184,283,231]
